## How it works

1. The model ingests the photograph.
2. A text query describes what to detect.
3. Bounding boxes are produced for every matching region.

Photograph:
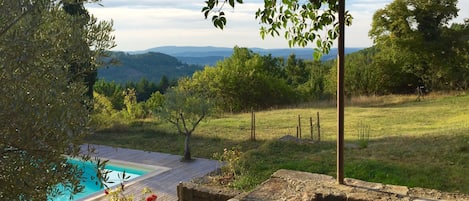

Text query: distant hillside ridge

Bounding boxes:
[129,46,364,65]
[98,51,204,83]
[99,46,365,83]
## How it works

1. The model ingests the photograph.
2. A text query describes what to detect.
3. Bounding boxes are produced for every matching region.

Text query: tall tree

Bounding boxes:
[0,0,115,200]
[94,79,125,110]
[189,47,296,112]
[285,54,308,87]
[369,0,462,90]
[300,60,331,100]
[62,1,96,99]
[445,19,469,89]
[158,75,170,93]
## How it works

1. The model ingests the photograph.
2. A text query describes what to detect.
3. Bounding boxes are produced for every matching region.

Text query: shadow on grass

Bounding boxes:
[356,94,469,108]
[344,132,469,192]
[86,121,468,194]
[237,132,468,193]
[86,120,266,159]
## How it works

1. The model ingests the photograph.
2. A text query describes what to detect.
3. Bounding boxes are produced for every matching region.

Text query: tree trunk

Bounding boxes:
[183,133,191,161]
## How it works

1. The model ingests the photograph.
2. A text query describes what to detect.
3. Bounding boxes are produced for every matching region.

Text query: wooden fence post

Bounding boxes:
[251,109,256,141]
[250,109,253,141]
[310,117,314,141]
[296,126,299,139]
[298,115,302,139]
[317,112,321,142]
[253,111,256,141]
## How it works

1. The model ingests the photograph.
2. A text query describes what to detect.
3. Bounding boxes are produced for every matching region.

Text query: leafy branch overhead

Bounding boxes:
[202,0,352,59]
[202,0,244,29]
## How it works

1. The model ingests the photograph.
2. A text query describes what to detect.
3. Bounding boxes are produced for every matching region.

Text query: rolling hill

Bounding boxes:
[132,46,364,66]
[98,51,204,83]
[99,46,364,83]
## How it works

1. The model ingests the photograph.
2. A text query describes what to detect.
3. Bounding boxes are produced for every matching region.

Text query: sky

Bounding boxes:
[86,0,469,51]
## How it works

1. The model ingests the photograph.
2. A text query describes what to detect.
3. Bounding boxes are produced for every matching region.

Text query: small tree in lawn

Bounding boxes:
[160,79,212,161]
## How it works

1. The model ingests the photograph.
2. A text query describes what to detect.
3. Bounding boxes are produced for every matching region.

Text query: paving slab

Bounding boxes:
[79,144,219,201]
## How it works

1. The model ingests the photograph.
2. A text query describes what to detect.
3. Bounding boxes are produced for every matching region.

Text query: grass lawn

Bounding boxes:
[86,93,469,194]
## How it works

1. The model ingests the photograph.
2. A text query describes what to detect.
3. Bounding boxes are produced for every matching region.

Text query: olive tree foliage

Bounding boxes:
[159,79,214,161]
[0,0,115,200]
[369,0,469,90]
[202,0,352,59]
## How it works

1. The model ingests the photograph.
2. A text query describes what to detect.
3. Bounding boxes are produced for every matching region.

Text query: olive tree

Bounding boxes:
[159,78,214,161]
[0,0,115,200]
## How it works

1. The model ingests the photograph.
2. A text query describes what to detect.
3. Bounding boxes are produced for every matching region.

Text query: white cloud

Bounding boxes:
[88,1,270,50]
[88,0,469,51]
[348,0,390,12]
[87,0,203,9]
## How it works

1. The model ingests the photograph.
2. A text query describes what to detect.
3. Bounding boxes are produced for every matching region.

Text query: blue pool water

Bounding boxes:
[50,159,148,201]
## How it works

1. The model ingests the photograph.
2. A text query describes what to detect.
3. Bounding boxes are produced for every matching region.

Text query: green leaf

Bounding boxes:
[229,0,235,8]
[221,16,227,27]
[313,1,322,9]
[328,29,333,39]
[313,50,322,61]
[260,27,266,39]
[268,18,273,24]
[202,8,210,19]
[316,39,322,48]
[308,33,316,41]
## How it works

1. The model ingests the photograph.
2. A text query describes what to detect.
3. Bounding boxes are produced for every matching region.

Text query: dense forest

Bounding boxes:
[94,76,175,110]
[98,51,204,83]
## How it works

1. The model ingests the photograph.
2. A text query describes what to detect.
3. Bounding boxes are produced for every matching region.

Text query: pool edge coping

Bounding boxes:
[78,157,171,201]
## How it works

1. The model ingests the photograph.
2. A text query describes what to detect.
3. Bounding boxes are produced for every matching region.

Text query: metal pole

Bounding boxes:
[337,0,345,184]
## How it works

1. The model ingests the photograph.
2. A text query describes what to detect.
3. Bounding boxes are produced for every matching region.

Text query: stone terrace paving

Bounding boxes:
[79,144,219,201]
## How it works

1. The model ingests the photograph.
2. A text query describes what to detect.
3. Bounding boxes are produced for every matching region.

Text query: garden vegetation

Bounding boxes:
[0,0,115,200]
[87,0,469,195]
[2,0,468,200]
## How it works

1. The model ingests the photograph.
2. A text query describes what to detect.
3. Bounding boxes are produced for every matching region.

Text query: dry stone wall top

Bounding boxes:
[228,169,469,201]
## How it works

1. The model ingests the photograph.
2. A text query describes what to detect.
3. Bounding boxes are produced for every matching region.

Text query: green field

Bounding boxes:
[86,93,469,193]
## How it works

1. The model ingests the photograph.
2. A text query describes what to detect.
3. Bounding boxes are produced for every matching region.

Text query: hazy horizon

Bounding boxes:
[87,0,469,51]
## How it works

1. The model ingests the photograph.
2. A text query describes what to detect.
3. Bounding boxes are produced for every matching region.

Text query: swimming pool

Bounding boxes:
[49,158,161,201]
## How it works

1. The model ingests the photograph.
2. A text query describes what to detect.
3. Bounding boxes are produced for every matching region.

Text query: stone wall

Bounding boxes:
[177,182,242,201]
[178,169,469,201]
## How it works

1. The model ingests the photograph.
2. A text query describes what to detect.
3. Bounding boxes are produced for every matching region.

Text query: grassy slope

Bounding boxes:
[86,93,469,193]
